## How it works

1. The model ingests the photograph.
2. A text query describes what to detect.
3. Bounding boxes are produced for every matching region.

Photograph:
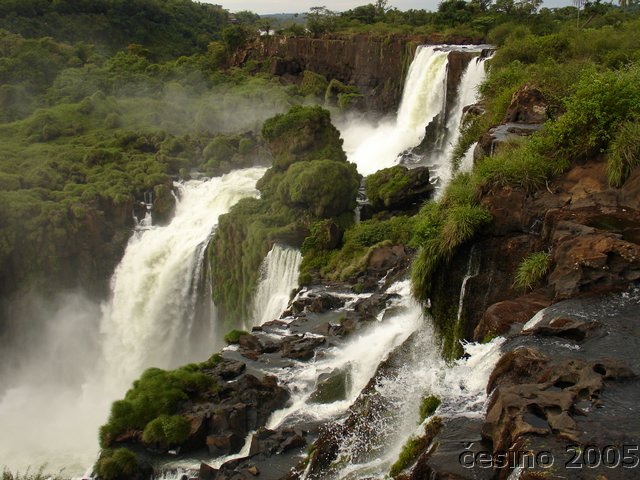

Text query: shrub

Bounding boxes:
[299,70,328,97]
[514,251,550,290]
[607,121,640,187]
[278,160,360,218]
[418,395,441,423]
[224,329,249,344]
[142,414,191,447]
[95,448,140,480]
[99,364,212,447]
[364,166,412,209]
[389,435,426,478]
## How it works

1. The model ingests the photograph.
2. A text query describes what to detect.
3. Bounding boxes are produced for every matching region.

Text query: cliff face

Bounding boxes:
[232,34,482,113]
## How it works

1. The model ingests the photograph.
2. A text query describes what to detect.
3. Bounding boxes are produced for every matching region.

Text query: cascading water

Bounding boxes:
[434,54,488,188]
[339,45,488,189]
[251,244,302,327]
[100,167,266,388]
[0,167,266,475]
[340,46,449,176]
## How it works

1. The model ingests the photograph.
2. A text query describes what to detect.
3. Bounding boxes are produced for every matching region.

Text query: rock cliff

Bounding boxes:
[232,34,482,113]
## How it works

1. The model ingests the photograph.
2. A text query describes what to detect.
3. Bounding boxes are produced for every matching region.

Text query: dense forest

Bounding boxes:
[1,0,640,478]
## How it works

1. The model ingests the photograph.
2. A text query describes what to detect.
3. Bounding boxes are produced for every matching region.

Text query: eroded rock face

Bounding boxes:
[233,35,483,113]
[481,291,640,478]
[474,85,549,160]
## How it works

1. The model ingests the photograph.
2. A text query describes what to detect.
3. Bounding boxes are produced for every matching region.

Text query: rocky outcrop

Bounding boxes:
[233,34,482,113]
[473,85,549,160]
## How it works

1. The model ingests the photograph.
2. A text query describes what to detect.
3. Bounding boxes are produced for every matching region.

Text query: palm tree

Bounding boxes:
[573,0,585,27]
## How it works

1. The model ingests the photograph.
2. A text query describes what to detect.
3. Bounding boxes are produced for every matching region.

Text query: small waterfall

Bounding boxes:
[455,246,481,324]
[101,167,266,389]
[250,244,302,327]
[434,56,488,188]
[341,46,449,176]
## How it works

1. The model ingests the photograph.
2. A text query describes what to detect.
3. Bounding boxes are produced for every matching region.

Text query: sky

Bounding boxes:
[204,0,567,15]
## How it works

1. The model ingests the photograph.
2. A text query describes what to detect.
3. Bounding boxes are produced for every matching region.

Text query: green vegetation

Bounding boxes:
[224,329,250,344]
[301,215,416,283]
[0,0,232,61]
[99,355,220,448]
[514,251,550,290]
[1,468,64,480]
[210,105,360,323]
[365,166,412,209]
[95,448,144,480]
[142,414,191,447]
[389,416,443,478]
[607,121,640,187]
[389,435,425,477]
[419,395,441,423]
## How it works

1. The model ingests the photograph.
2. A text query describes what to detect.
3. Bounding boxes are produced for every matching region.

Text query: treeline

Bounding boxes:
[292,0,639,38]
[0,0,230,60]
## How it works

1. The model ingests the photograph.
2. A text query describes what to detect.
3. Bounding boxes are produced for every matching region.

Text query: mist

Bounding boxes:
[0,291,107,475]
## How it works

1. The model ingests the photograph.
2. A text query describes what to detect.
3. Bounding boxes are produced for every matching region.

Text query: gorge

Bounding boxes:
[1,4,640,480]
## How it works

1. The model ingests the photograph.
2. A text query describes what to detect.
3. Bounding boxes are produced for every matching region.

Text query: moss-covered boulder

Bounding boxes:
[210,106,359,324]
[262,105,346,170]
[278,160,359,218]
[364,165,434,212]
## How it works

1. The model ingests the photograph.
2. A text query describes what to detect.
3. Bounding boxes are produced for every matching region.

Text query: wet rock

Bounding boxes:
[365,165,433,212]
[199,462,218,480]
[282,334,326,361]
[473,291,552,341]
[249,427,307,457]
[206,432,245,456]
[548,232,640,299]
[219,359,246,380]
[309,367,351,404]
[289,292,345,315]
[306,293,345,313]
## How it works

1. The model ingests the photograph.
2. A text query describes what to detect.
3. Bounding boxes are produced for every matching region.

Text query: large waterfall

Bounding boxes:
[0,167,266,474]
[340,45,488,185]
[101,167,266,388]
[1,43,491,479]
[251,244,302,327]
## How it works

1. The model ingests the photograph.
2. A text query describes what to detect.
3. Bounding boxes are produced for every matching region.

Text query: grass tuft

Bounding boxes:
[514,251,550,290]
[607,121,640,188]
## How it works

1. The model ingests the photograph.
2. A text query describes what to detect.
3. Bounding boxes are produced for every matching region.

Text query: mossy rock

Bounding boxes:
[365,165,433,211]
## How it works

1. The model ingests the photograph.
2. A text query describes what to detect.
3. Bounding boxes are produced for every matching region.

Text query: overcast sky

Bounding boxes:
[206,0,568,15]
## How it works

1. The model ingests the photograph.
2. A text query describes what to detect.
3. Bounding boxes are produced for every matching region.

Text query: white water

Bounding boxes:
[333,330,505,480]
[251,244,302,327]
[435,55,488,188]
[340,46,449,176]
[101,167,265,388]
[267,280,421,431]
[340,45,487,192]
[0,167,266,475]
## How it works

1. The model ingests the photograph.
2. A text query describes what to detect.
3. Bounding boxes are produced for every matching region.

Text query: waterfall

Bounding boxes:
[455,246,481,324]
[251,244,302,327]
[101,167,266,388]
[340,46,449,176]
[339,45,488,187]
[0,167,266,475]
[434,56,488,188]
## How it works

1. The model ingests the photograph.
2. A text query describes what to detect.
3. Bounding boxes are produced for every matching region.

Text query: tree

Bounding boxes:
[574,0,585,26]
[307,6,337,36]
